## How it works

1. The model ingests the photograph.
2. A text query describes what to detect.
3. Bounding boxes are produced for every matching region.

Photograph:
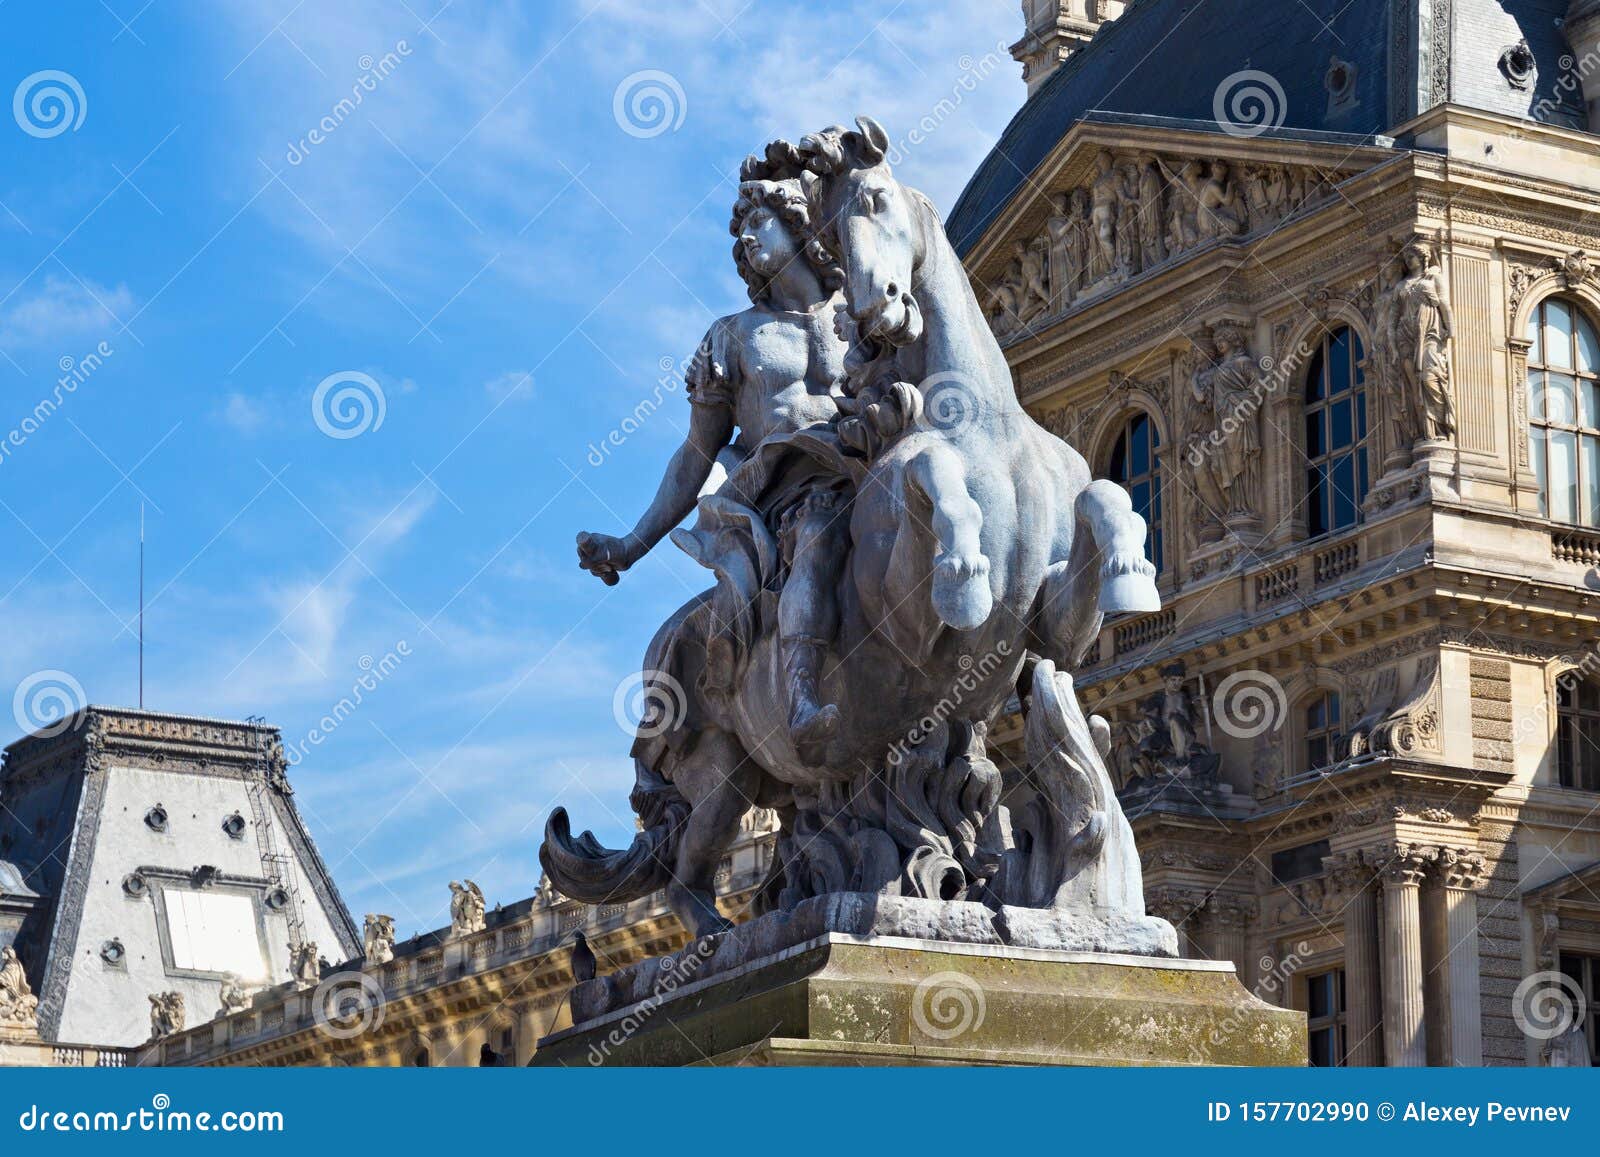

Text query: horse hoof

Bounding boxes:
[1099,572,1160,614]
[932,552,993,630]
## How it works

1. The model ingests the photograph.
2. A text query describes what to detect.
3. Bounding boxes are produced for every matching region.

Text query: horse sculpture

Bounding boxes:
[542,117,1161,939]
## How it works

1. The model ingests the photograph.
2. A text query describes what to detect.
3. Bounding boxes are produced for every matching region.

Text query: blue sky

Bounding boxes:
[0,0,1025,944]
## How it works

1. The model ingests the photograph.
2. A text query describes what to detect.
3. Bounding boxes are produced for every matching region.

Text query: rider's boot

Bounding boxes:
[785,637,839,766]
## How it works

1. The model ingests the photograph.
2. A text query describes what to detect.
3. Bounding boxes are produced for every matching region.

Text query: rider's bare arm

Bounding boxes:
[577,329,738,583]
[624,401,735,559]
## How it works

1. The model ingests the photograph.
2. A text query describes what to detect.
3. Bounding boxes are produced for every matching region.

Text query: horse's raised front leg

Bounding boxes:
[1077,479,1160,614]
[905,442,993,630]
[665,728,762,937]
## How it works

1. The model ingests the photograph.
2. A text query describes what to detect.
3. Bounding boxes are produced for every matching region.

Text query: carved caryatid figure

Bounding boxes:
[364,913,396,964]
[1188,322,1262,517]
[448,880,486,938]
[0,946,38,1031]
[1087,150,1120,283]
[576,168,853,765]
[1385,240,1456,444]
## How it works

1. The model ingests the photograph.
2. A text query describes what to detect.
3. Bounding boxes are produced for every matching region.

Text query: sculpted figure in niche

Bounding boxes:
[575,170,854,763]
[1187,322,1262,517]
[1384,240,1456,444]
[1088,150,1120,283]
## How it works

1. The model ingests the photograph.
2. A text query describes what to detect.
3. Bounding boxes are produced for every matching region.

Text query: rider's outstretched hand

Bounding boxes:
[576,531,636,586]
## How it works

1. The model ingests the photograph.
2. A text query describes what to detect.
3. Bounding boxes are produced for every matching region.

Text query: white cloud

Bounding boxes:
[217,391,273,434]
[484,369,534,402]
[0,275,136,347]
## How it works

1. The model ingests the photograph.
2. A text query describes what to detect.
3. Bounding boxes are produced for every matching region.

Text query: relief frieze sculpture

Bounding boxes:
[986,149,1338,340]
[542,117,1174,957]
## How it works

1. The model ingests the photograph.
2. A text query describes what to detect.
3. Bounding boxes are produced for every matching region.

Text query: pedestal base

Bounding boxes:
[533,935,1306,1067]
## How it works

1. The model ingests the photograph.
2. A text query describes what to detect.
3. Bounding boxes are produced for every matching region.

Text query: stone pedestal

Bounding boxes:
[534,933,1305,1067]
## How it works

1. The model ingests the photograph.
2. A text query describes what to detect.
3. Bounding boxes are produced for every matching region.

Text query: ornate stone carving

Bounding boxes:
[1377,843,1432,886]
[1184,318,1263,531]
[0,946,39,1034]
[290,941,320,988]
[984,149,1342,341]
[363,913,396,964]
[1431,847,1486,891]
[1343,654,1442,757]
[1381,236,1456,447]
[148,991,184,1040]
[448,880,486,939]
[216,972,252,1018]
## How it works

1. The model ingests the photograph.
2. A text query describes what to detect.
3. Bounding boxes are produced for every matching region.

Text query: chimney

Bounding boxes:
[1010,0,1126,95]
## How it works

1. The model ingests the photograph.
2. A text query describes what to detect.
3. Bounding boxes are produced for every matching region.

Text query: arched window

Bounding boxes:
[1303,690,1342,772]
[1556,673,1600,792]
[1303,327,1369,538]
[1527,297,1600,525]
[411,1048,430,1067]
[1107,412,1163,573]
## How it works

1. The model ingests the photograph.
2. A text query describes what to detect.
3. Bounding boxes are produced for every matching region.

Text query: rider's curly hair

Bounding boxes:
[729,179,845,304]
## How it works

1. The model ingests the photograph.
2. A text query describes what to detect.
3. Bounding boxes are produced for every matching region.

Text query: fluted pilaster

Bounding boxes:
[1379,845,1430,1066]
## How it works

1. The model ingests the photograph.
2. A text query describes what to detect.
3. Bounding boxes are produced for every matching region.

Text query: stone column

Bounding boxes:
[1431,849,1487,1066]
[1379,845,1430,1066]
[1328,852,1382,1066]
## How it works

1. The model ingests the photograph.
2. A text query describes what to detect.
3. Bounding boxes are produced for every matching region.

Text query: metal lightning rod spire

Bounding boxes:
[138,501,144,710]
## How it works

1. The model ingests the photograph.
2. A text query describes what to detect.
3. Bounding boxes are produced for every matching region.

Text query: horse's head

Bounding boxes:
[799,116,924,348]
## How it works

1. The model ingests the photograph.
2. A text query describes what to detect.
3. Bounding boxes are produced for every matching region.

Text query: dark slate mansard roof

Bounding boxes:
[946,0,1585,255]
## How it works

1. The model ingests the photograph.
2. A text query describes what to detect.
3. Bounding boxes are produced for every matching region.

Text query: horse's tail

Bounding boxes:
[539,763,690,904]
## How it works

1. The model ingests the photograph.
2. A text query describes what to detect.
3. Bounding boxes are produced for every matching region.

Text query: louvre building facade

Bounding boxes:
[5,0,1600,1067]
